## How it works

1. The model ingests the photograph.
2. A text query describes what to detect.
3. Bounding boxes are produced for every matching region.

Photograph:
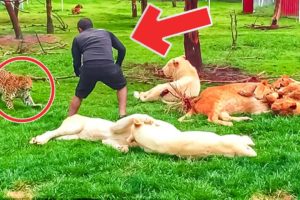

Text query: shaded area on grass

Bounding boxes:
[126,62,261,83]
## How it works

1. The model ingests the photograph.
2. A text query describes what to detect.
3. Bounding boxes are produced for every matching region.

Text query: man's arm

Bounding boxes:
[109,32,126,67]
[71,38,81,76]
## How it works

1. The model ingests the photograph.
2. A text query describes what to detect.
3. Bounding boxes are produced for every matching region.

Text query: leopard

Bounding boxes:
[0,69,42,110]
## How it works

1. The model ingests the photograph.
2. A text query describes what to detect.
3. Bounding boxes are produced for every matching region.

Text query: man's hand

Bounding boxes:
[74,66,81,77]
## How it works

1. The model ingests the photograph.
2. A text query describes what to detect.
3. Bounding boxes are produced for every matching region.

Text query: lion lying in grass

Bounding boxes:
[178,81,273,126]
[271,97,300,115]
[134,55,200,102]
[242,76,300,116]
[30,113,256,157]
[270,76,300,115]
[127,115,257,158]
[30,114,151,152]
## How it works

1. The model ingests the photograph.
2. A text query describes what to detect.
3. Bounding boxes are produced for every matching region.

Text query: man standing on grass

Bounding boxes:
[69,18,127,118]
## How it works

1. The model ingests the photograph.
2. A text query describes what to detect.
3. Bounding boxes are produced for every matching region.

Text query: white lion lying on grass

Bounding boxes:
[30,114,256,158]
[134,55,201,102]
[30,114,147,152]
[127,115,257,158]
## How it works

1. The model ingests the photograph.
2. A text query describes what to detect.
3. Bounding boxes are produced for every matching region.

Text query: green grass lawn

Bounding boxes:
[1,0,300,199]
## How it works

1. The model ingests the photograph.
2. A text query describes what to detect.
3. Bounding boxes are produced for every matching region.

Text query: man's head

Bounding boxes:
[77,18,93,33]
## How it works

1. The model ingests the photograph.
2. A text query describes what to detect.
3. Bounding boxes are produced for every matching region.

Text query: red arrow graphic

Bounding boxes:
[131,4,212,57]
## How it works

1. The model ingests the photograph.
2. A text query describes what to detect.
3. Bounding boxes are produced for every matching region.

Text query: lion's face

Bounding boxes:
[273,76,295,89]
[265,92,279,103]
[162,55,187,79]
[254,80,273,100]
[289,91,300,100]
[271,98,297,114]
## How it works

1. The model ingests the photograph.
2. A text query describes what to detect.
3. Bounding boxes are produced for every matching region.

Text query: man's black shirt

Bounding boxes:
[71,28,126,76]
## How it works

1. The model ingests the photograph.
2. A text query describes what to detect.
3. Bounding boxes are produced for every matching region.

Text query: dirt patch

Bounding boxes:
[251,190,295,200]
[125,63,260,83]
[0,34,58,47]
[0,34,65,55]
[199,64,260,83]
[246,24,293,30]
[6,190,33,200]
[5,181,34,200]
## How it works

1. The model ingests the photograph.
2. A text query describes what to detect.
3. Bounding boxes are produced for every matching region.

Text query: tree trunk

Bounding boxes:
[14,0,20,18]
[46,0,54,34]
[183,0,202,72]
[141,0,147,14]
[271,0,282,26]
[4,0,23,39]
[172,0,177,7]
[132,0,137,17]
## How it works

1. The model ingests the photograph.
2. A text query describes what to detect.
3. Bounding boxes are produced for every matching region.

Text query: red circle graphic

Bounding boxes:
[0,56,55,123]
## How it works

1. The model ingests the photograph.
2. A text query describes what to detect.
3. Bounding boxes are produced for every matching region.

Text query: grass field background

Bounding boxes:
[1,0,300,199]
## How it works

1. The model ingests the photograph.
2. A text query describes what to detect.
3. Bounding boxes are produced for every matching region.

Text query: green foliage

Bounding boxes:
[0,0,300,199]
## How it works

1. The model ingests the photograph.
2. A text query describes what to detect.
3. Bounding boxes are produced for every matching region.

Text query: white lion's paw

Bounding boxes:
[136,114,155,125]
[117,145,129,153]
[133,91,140,99]
[241,117,253,121]
[144,117,154,125]
[29,135,48,145]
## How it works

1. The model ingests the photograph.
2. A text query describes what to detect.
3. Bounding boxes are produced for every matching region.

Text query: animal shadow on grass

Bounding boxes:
[128,147,219,162]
